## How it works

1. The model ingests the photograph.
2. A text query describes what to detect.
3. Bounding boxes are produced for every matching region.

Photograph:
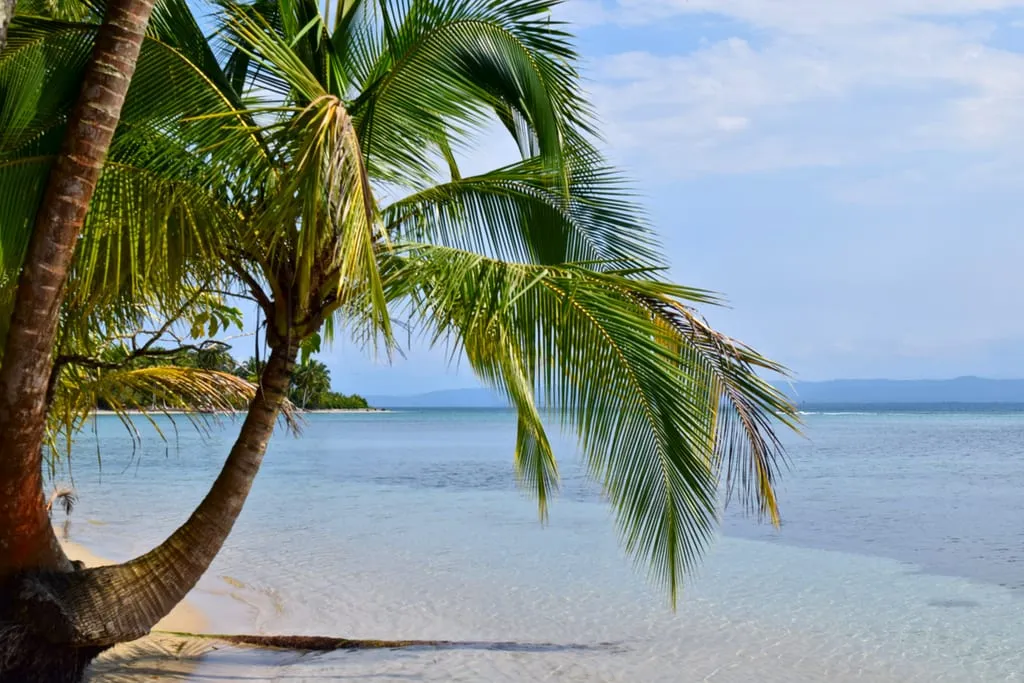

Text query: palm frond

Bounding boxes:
[388,243,778,600]
[46,486,77,517]
[384,149,659,267]
[0,17,95,154]
[46,365,299,463]
[350,0,586,188]
[639,297,799,524]
[213,7,392,345]
[13,0,96,21]
[0,155,233,351]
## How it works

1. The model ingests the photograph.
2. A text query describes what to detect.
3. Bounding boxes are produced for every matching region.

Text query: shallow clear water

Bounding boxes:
[66,410,1024,681]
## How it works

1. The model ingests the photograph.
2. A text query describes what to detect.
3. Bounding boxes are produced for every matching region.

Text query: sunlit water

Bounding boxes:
[66,410,1024,681]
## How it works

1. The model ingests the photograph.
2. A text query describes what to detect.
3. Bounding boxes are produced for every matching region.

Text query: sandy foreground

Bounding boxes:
[62,532,962,683]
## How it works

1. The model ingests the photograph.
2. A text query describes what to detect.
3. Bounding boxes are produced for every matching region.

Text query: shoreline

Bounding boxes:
[92,407,390,416]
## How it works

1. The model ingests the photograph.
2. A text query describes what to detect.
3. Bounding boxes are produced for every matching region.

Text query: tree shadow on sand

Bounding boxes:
[87,633,629,681]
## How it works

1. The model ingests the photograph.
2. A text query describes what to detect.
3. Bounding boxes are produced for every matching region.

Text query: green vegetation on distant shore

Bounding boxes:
[94,347,369,411]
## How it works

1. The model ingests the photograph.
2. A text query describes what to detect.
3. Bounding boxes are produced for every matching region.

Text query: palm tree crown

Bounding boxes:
[0,0,798,600]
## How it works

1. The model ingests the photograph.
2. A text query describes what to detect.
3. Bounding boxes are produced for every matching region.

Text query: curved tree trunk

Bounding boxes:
[0,0,157,579]
[0,342,298,681]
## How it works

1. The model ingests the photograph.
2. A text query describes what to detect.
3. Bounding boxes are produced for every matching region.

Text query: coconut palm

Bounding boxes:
[291,359,332,408]
[236,356,267,382]
[0,0,262,670]
[0,3,163,675]
[0,0,798,678]
[0,2,12,52]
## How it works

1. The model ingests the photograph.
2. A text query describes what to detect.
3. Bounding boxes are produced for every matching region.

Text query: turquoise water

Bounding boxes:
[68,410,1024,681]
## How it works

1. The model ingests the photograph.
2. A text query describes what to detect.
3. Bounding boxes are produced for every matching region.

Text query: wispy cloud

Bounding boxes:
[568,1,1024,183]
[569,0,1024,31]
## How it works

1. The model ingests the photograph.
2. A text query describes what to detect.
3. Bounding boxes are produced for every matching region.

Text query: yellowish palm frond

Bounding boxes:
[46,365,298,465]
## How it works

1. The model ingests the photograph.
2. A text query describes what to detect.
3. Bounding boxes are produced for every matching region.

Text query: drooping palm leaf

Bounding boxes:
[47,364,299,464]
[387,243,787,599]
[383,151,659,267]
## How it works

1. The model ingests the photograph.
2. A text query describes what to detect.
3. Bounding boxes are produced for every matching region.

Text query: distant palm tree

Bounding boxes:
[291,360,332,409]
[193,345,239,374]
[237,357,267,383]
[0,0,798,676]
[45,486,76,518]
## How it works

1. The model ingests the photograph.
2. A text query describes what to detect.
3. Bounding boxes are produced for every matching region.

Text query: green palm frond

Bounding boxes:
[47,363,301,462]
[388,243,788,600]
[383,150,659,267]
[467,316,559,521]
[213,5,392,345]
[639,297,797,524]
[0,155,231,349]
[47,366,255,461]
[267,95,386,323]
[0,11,254,348]
[0,18,95,154]
[347,0,585,187]
[13,0,96,21]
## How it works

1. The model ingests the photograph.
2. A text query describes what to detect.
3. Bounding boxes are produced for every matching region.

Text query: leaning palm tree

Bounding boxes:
[290,359,332,408]
[0,0,797,678]
[0,0,161,613]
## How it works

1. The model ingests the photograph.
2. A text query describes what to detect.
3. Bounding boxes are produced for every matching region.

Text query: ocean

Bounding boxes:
[70,409,1024,681]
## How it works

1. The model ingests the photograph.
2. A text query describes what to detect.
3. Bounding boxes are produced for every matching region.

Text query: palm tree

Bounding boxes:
[235,356,263,381]
[0,0,13,53]
[0,0,798,678]
[0,0,160,668]
[0,0,241,674]
[193,345,240,373]
[291,359,332,408]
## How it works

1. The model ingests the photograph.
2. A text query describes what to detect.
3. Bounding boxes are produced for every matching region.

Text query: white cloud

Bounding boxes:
[715,115,750,132]
[575,0,1024,32]
[577,5,1024,180]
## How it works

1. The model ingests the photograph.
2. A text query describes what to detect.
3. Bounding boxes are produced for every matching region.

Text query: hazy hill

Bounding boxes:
[777,377,1024,404]
[369,377,1024,408]
[366,388,509,408]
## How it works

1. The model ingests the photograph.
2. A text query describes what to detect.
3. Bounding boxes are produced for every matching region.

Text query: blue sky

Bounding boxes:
[291,1,1024,394]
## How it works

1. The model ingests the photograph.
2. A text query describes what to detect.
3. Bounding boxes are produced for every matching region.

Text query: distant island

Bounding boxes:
[774,377,1024,405]
[369,377,1024,408]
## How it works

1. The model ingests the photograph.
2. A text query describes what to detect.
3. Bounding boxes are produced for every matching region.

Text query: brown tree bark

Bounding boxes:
[1,342,297,681]
[0,0,158,579]
[0,0,14,55]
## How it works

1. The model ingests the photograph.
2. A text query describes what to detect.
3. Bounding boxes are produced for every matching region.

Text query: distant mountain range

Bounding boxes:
[366,388,510,408]
[776,377,1024,405]
[368,377,1024,408]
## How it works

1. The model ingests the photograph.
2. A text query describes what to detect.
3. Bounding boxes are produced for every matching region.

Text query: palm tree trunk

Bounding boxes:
[1,342,297,681]
[0,0,14,55]
[0,0,157,579]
